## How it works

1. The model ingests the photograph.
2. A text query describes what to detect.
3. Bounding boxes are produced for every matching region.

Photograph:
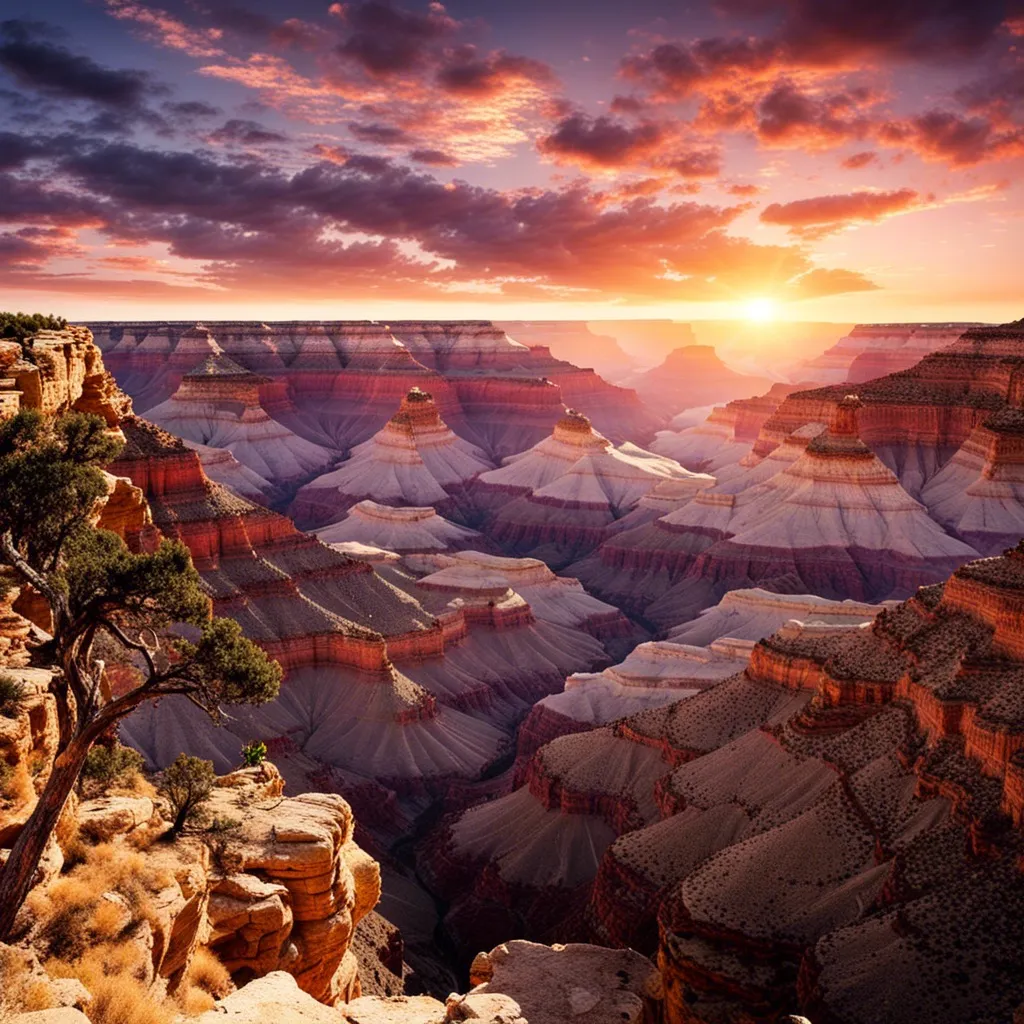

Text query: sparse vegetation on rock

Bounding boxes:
[0,408,281,940]
[160,754,216,836]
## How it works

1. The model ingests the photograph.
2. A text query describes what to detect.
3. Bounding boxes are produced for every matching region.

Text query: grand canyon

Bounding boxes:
[1,1,1022,1023]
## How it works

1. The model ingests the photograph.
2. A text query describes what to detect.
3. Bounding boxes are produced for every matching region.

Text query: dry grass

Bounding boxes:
[183,946,233,1000]
[174,983,215,1017]
[0,761,34,809]
[82,974,174,1024]
[28,842,174,962]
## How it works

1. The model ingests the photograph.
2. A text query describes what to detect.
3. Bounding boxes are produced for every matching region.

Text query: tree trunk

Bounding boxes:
[0,735,92,941]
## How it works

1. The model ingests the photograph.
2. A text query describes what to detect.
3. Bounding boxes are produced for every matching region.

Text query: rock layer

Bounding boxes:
[291,389,492,529]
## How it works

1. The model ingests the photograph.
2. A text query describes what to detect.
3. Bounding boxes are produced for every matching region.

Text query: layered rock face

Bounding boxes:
[145,351,336,495]
[0,326,130,428]
[586,546,1024,1024]
[316,501,490,557]
[577,397,978,627]
[756,319,1024,498]
[87,320,664,463]
[919,406,1024,554]
[495,321,638,380]
[650,381,809,473]
[800,322,979,384]
[290,389,492,529]
[622,346,773,418]
[473,411,701,566]
[107,416,513,817]
[417,632,755,958]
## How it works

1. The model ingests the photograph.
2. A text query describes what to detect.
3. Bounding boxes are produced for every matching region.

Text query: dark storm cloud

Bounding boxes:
[333,0,460,76]
[538,113,664,168]
[0,19,156,109]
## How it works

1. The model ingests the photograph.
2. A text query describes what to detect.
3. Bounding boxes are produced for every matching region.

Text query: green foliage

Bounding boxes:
[0,674,27,719]
[240,740,267,768]
[206,815,242,834]
[60,530,212,631]
[0,312,67,347]
[0,410,123,570]
[161,754,216,835]
[175,618,282,717]
[81,743,145,792]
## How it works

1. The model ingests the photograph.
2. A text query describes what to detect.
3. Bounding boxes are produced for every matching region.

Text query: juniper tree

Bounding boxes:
[0,409,281,939]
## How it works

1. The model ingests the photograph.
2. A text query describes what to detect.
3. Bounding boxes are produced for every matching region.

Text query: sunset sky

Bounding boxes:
[1,0,1022,323]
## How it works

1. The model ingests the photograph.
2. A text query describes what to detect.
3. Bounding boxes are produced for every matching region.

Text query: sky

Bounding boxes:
[0,0,1022,324]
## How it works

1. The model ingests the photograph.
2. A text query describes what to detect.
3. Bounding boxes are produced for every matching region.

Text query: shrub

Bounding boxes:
[240,740,267,768]
[183,946,233,1000]
[0,312,67,347]
[0,761,33,808]
[80,743,146,797]
[0,674,27,719]
[160,754,216,835]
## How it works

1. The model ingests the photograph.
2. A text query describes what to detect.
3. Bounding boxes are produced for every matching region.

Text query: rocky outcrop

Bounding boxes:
[919,406,1024,554]
[317,502,490,557]
[623,346,772,418]
[575,397,977,627]
[577,545,1024,1024]
[649,381,808,473]
[757,319,1024,498]
[146,352,336,491]
[290,389,492,529]
[801,322,978,384]
[473,411,700,566]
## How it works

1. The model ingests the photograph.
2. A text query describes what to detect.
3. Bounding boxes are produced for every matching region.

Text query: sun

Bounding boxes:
[743,297,778,322]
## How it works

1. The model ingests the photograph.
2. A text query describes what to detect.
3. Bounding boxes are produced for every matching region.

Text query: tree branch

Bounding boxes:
[99,617,158,682]
[0,530,59,606]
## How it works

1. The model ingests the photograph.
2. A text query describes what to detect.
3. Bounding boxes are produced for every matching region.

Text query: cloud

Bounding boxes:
[784,266,879,298]
[104,1,225,59]
[538,112,664,168]
[841,150,879,169]
[206,119,289,146]
[331,0,461,77]
[0,131,874,302]
[880,109,1024,166]
[754,81,877,148]
[0,19,155,109]
[408,147,457,166]
[760,187,923,237]
[436,49,555,98]
[714,0,1014,63]
[347,120,410,144]
[537,111,722,177]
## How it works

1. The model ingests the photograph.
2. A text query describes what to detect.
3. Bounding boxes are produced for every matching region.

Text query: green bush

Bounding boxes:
[160,754,216,835]
[240,740,267,768]
[0,675,27,720]
[80,743,145,792]
[0,312,67,346]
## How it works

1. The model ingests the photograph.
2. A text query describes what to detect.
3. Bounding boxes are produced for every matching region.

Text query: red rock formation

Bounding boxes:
[84,319,665,462]
[290,388,492,529]
[801,322,979,384]
[562,546,1024,1024]
[755,319,1024,497]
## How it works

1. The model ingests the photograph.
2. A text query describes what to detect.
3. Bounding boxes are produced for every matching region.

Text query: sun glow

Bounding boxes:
[743,297,778,322]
